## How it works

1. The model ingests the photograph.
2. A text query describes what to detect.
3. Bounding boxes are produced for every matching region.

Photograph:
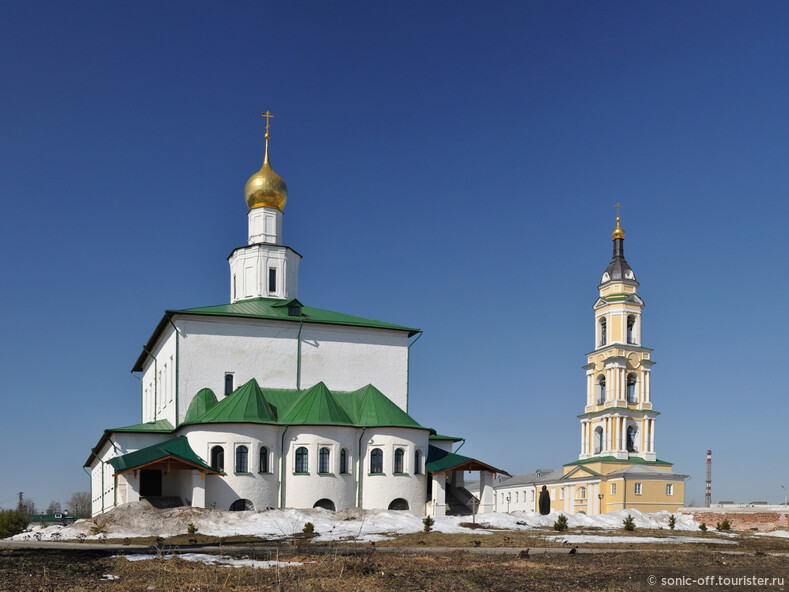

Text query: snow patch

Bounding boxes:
[120,553,302,569]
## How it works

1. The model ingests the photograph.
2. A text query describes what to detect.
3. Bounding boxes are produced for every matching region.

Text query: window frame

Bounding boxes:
[610,483,616,495]
[259,446,269,474]
[393,447,405,474]
[235,445,249,474]
[318,446,331,474]
[634,482,642,495]
[414,449,422,474]
[210,445,225,472]
[294,446,309,474]
[369,448,383,474]
[666,483,674,496]
[339,448,349,474]
[225,373,234,396]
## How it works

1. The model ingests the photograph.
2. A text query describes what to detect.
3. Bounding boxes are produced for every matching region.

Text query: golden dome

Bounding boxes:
[612,216,625,239]
[244,111,288,211]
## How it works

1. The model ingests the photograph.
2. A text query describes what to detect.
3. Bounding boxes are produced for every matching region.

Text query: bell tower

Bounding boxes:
[579,210,658,462]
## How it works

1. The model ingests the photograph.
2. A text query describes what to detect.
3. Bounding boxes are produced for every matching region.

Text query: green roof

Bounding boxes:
[280,382,354,425]
[563,455,673,467]
[134,298,420,372]
[195,379,277,424]
[429,434,464,442]
[109,419,174,433]
[184,388,218,423]
[185,379,428,430]
[108,436,220,475]
[425,445,510,476]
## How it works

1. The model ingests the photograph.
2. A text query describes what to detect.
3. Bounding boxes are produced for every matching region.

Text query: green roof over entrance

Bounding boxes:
[184,378,428,430]
[108,436,220,476]
[425,445,510,476]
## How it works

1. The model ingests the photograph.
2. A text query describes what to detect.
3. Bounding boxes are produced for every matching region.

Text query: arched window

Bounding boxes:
[414,449,422,474]
[599,317,607,346]
[313,498,335,511]
[370,448,383,474]
[515,491,519,503]
[229,499,254,511]
[295,446,309,473]
[210,446,224,472]
[596,375,606,404]
[594,426,604,454]
[224,373,234,396]
[259,446,269,473]
[319,447,331,474]
[235,445,248,473]
[627,373,637,403]
[579,486,586,499]
[627,426,638,452]
[339,448,348,474]
[388,498,409,511]
[627,315,636,344]
[394,448,405,473]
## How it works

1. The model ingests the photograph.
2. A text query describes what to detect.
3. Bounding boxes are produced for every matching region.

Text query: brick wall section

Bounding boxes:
[683,508,789,532]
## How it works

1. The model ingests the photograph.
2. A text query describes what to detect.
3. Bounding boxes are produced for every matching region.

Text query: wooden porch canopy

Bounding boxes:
[108,436,223,478]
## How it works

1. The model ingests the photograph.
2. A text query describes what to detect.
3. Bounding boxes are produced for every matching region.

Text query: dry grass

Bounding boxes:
[1,532,788,591]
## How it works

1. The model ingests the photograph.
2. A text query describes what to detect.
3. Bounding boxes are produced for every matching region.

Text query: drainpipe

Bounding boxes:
[142,345,158,421]
[356,428,366,508]
[406,331,423,413]
[279,426,289,508]
[296,318,304,390]
[454,438,466,454]
[167,316,180,426]
[130,371,143,423]
[622,476,627,511]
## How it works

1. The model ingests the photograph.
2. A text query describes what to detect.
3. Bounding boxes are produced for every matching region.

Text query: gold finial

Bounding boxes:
[261,110,274,164]
[244,111,288,212]
[612,204,625,240]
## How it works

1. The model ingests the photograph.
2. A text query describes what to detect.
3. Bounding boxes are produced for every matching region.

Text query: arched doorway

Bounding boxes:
[313,498,335,511]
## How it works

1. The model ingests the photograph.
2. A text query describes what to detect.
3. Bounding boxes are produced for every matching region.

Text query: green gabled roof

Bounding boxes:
[280,382,354,425]
[351,384,425,428]
[425,445,510,476]
[108,436,220,475]
[189,378,277,424]
[563,455,673,467]
[184,388,218,423]
[110,419,174,433]
[176,298,418,334]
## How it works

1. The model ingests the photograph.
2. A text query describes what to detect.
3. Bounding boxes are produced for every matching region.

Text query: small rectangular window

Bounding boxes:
[559,488,564,500]
[666,484,673,496]
[610,483,616,495]
[268,268,277,293]
[634,482,642,495]
[225,373,234,396]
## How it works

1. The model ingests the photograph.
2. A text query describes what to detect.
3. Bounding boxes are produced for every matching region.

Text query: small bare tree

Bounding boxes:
[67,492,90,517]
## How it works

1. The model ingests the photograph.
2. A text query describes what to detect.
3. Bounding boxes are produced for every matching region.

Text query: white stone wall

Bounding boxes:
[493,483,538,513]
[175,316,410,421]
[139,324,178,425]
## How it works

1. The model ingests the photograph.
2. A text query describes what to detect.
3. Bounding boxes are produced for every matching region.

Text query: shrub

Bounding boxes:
[302,522,315,534]
[668,514,676,530]
[623,514,635,531]
[716,519,731,531]
[699,522,707,531]
[553,514,568,532]
[187,523,197,535]
[423,516,434,533]
[0,510,30,539]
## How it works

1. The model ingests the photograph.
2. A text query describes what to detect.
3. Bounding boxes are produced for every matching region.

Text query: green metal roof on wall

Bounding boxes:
[280,382,354,425]
[351,384,425,428]
[108,436,220,475]
[110,419,175,433]
[189,378,277,424]
[185,378,428,430]
[563,455,672,467]
[184,388,218,423]
[425,445,510,476]
[429,434,464,442]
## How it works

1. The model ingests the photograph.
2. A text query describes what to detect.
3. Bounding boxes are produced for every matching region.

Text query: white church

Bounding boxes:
[85,115,506,517]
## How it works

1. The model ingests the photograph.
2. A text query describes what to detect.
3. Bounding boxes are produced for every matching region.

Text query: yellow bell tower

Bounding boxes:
[579,211,658,462]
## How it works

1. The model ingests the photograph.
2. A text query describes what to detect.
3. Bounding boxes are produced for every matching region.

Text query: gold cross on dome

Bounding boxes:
[615,202,623,217]
[262,110,274,137]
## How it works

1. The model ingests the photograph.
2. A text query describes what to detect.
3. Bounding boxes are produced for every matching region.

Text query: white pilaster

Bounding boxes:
[191,470,206,508]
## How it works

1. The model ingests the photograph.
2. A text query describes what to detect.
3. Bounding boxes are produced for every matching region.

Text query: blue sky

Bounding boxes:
[1,1,787,510]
